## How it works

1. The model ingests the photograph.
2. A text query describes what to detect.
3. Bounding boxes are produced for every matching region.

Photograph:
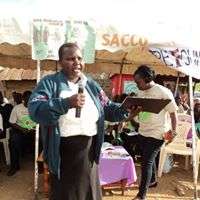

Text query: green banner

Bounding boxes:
[32,19,96,63]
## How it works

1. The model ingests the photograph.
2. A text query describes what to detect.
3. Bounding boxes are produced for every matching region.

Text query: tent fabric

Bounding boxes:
[0,43,180,80]
[0,54,57,71]
[0,67,55,80]
[0,43,31,58]
[93,46,180,76]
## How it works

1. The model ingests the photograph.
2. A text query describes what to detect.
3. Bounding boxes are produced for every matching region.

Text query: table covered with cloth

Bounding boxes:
[99,146,137,186]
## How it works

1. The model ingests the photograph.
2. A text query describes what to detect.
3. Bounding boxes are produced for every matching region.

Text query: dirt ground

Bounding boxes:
[0,152,199,200]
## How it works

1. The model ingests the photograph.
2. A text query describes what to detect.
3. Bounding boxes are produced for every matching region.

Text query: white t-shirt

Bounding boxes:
[9,103,29,126]
[136,84,178,140]
[59,77,99,137]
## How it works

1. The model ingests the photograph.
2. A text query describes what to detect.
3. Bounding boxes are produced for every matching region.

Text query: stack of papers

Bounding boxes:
[102,145,130,158]
[127,131,139,136]
[101,142,115,152]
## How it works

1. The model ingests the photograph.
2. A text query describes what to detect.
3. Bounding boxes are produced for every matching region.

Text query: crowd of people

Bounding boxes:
[0,42,200,200]
[0,90,36,176]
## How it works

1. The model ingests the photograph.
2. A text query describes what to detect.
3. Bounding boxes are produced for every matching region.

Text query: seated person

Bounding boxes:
[120,116,141,161]
[7,91,36,176]
[194,99,200,123]
[175,96,189,114]
[0,91,13,139]
[0,113,3,133]
[104,121,115,143]
[0,113,3,172]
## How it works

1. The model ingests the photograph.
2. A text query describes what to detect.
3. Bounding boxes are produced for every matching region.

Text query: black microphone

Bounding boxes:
[75,80,84,118]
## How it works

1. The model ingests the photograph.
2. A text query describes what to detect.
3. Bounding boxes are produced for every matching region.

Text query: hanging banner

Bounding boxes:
[0,18,29,44]
[96,25,148,52]
[149,47,200,79]
[31,19,96,63]
[32,19,65,60]
[65,20,96,63]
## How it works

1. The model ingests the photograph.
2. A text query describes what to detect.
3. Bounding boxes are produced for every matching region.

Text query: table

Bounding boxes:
[99,146,137,195]
[38,146,137,196]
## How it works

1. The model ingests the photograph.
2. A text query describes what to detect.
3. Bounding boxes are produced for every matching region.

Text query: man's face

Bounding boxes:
[134,74,147,90]
[175,97,181,105]
[195,103,200,112]
[59,47,85,81]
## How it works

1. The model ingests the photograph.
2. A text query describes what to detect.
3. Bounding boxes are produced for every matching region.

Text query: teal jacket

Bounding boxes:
[28,71,127,176]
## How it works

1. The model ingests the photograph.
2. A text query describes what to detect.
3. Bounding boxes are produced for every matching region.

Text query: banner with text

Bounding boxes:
[149,47,200,79]
[95,25,148,52]
[32,19,96,63]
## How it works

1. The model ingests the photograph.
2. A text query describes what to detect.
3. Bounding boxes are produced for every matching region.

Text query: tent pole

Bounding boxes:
[117,53,127,95]
[34,60,41,194]
[174,72,180,97]
[118,65,123,95]
[189,76,199,200]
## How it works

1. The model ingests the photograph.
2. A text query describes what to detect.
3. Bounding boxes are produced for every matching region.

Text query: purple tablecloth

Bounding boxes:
[99,146,137,186]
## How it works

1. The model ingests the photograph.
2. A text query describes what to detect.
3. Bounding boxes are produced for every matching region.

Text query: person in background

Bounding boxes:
[194,99,200,123]
[10,92,22,106]
[7,90,35,176]
[28,43,135,200]
[0,91,13,139]
[175,96,189,114]
[0,113,3,134]
[165,83,175,95]
[0,112,4,172]
[9,91,17,106]
[104,95,121,143]
[131,65,178,200]
[0,91,13,173]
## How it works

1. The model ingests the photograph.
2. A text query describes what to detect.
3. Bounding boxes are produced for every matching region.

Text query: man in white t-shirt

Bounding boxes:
[131,65,178,200]
[7,91,36,176]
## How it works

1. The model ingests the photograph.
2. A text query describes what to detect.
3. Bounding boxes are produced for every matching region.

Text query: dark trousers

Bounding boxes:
[137,134,163,199]
[9,128,34,169]
[50,135,102,200]
[120,133,141,160]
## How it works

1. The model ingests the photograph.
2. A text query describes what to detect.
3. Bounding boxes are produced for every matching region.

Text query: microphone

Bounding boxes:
[75,79,84,118]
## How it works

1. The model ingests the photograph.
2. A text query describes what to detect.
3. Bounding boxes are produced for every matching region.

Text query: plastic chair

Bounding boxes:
[177,113,192,139]
[177,113,192,122]
[158,121,194,177]
[0,128,10,165]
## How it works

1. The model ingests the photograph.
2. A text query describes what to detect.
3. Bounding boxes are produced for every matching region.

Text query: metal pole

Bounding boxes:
[34,60,41,193]
[174,72,180,97]
[118,53,127,95]
[189,76,199,200]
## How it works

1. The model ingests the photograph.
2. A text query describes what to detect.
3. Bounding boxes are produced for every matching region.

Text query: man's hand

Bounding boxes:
[129,106,142,116]
[67,94,85,108]
[163,130,177,144]
[125,106,142,121]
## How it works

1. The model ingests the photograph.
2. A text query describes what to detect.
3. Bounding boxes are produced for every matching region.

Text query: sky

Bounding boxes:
[0,0,199,47]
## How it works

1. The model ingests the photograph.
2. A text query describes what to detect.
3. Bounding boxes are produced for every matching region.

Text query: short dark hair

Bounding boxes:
[58,43,80,61]
[134,65,155,83]
[22,90,32,100]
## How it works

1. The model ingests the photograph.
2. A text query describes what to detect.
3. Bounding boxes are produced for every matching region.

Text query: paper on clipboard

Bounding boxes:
[121,97,171,114]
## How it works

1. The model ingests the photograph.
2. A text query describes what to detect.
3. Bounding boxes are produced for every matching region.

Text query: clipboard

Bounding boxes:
[121,97,171,114]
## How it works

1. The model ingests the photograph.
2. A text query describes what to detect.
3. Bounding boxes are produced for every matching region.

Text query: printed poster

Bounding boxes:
[32,19,96,63]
